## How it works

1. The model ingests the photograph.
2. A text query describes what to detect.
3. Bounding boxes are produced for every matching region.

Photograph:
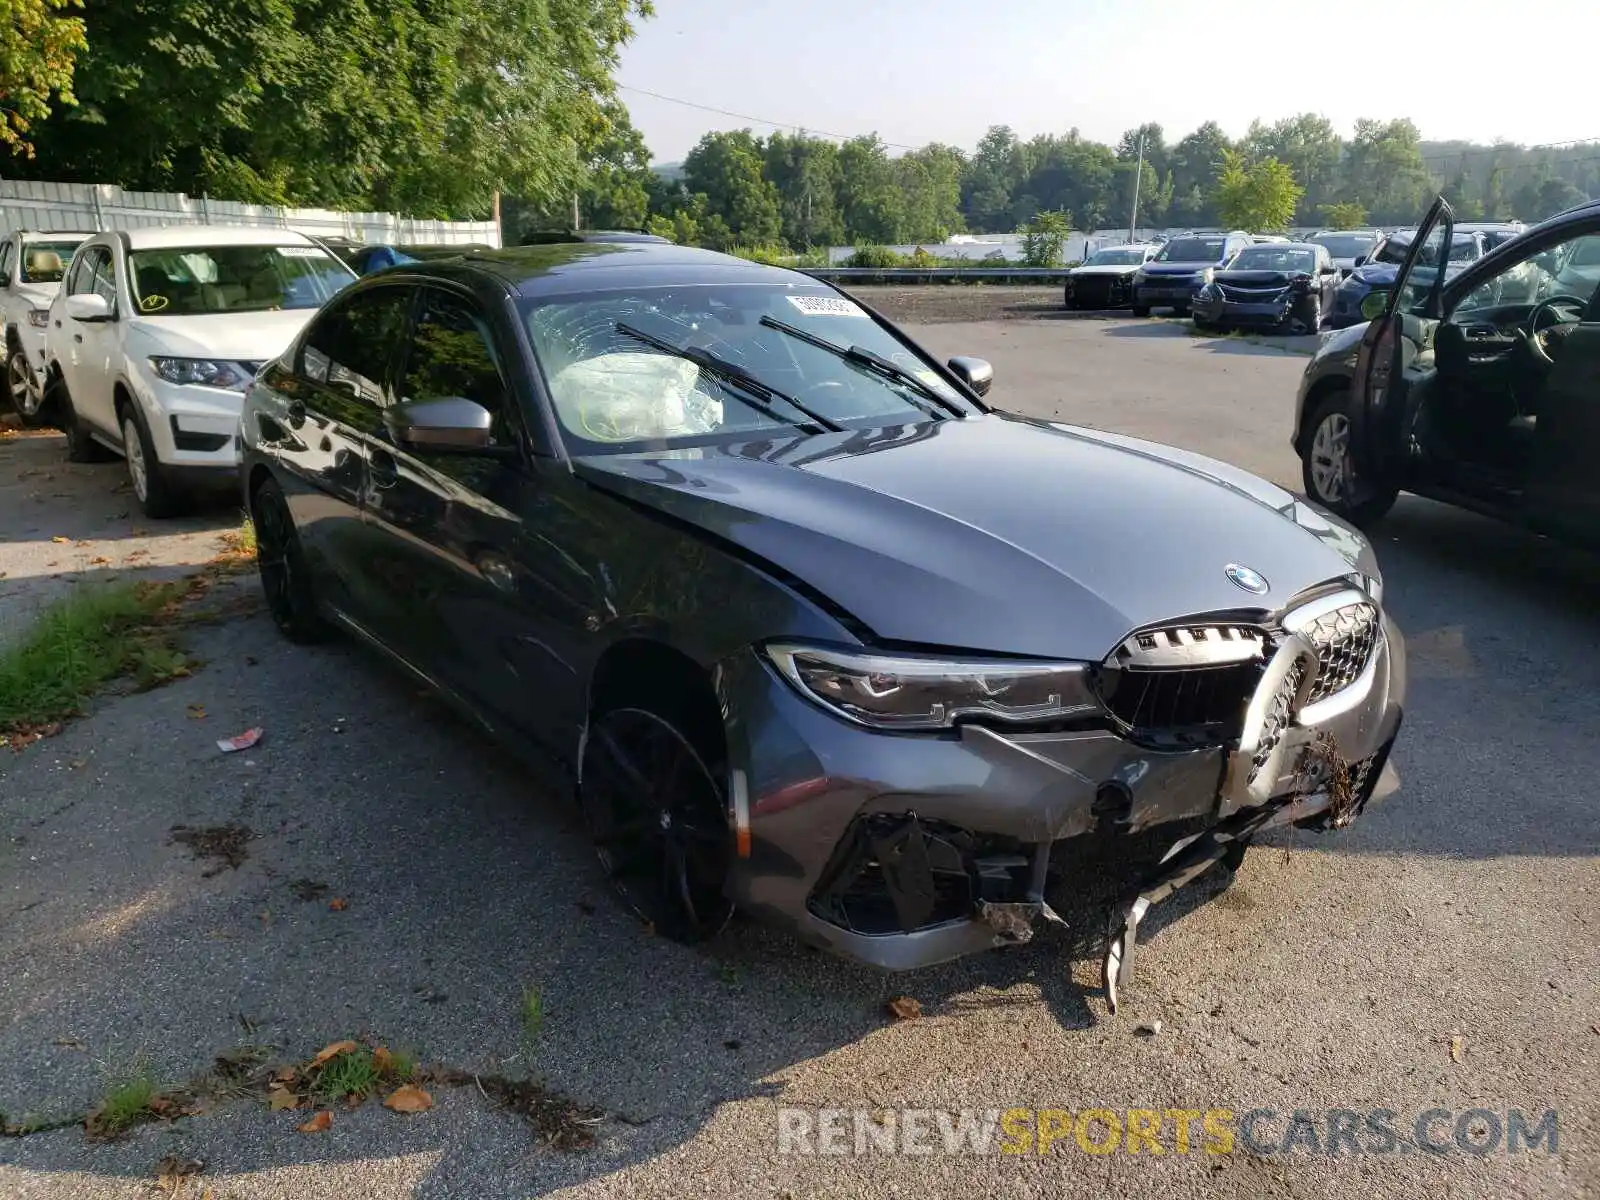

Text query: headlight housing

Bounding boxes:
[26,308,50,329]
[1132,270,1148,286]
[1193,268,1214,284]
[766,643,1101,730]
[148,357,251,391]
[1197,283,1219,300]
[1359,290,1390,321]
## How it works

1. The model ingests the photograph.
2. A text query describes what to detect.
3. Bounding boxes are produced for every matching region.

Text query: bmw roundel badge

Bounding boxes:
[1225,563,1269,595]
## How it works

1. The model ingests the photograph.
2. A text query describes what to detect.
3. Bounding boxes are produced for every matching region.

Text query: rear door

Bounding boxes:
[57,244,121,434]
[1352,196,1454,487]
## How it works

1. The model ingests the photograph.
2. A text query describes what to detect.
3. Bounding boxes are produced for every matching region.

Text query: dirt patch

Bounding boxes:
[841,285,1064,324]
[432,1068,603,1149]
[168,823,254,877]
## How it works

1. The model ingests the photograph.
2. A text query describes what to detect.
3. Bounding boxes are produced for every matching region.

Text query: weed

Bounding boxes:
[718,963,740,985]
[387,1049,418,1083]
[433,1069,602,1150]
[86,1066,157,1138]
[520,987,544,1042]
[0,581,190,739]
[314,1046,380,1103]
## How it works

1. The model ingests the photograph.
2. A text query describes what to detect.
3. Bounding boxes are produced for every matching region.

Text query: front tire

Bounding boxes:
[1131,304,1151,318]
[1301,387,1397,525]
[581,704,734,943]
[251,475,329,644]
[120,405,184,519]
[1288,295,1322,336]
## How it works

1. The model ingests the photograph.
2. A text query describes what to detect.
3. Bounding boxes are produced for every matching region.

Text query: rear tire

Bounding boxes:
[251,475,329,643]
[1131,305,1150,318]
[50,374,111,463]
[7,347,48,427]
[1301,387,1398,525]
[581,702,733,943]
[120,405,185,519]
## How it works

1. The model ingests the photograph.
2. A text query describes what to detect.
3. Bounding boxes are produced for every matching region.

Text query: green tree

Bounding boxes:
[836,134,905,244]
[1319,200,1369,228]
[15,0,650,217]
[681,129,781,246]
[1167,121,1233,226]
[762,132,845,249]
[896,143,965,242]
[960,125,1027,232]
[1212,149,1303,231]
[1342,118,1431,224]
[1018,210,1070,266]
[0,0,86,156]
[1243,113,1342,223]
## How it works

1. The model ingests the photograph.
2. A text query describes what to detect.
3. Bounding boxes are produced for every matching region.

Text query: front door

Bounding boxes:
[1352,197,1454,493]
[359,284,583,748]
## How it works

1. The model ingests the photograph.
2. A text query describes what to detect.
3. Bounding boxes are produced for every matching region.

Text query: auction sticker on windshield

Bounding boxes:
[788,295,868,318]
[278,246,327,257]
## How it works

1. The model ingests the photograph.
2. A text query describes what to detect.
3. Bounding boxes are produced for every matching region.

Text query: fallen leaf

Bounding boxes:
[51,1036,86,1050]
[147,1096,174,1115]
[68,759,87,770]
[268,1086,300,1111]
[372,1046,393,1073]
[51,535,70,544]
[328,897,348,911]
[273,1066,298,1084]
[154,1154,205,1190]
[296,1110,332,1133]
[75,539,92,547]
[382,1084,434,1114]
[131,527,150,536]
[89,556,110,566]
[187,704,207,720]
[885,996,922,1021]
[311,1039,358,1066]
[1450,1035,1464,1063]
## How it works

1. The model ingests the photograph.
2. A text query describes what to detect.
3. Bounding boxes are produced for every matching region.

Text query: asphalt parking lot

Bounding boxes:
[1,297,1596,1199]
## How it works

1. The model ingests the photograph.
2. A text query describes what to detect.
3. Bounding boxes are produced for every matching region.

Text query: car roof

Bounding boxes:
[384,241,809,298]
[1235,242,1320,252]
[120,224,320,250]
[13,229,96,240]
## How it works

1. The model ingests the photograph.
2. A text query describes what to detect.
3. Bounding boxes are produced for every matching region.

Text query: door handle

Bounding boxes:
[73,333,83,343]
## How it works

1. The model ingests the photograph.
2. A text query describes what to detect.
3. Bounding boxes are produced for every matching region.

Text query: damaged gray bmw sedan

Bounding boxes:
[240,242,1405,1011]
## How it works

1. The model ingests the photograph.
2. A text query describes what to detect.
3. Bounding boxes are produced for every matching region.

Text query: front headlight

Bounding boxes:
[1197,283,1219,300]
[1132,270,1148,286]
[26,308,50,329]
[148,357,250,391]
[1359,291,1389,321]
[765,643,1100,730]
[1194,268,1214,284]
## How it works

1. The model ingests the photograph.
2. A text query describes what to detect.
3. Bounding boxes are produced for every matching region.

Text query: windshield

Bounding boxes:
[128,245,356,315]
[18,239,87,284]
[1447,238,1481,263]
[521,284,971,452]
[1083,247,1147,266]
[1309,234,1374,260]
[1228,247,1317,274]
[1154,237,1226,263]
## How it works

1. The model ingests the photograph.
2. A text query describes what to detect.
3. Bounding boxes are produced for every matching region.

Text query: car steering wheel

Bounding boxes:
[1524,295,1588,367]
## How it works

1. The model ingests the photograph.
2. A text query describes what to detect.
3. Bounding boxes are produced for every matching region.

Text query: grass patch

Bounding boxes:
[85,1066,157,1139]
[520,987,544,1043]
[0,580,192,743]
[314,1046,381,1103]
[216,514,257,564]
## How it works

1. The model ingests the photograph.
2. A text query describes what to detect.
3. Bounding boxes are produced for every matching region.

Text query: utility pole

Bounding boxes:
[1128,130,1146,244]
[572,191,580,231]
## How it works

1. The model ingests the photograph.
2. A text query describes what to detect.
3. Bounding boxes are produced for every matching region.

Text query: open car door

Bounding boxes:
[1351,196,1454,490]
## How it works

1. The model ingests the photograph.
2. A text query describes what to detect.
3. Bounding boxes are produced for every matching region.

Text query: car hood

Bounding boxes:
[1215,269,1311,288]
[1141,262,1213,276]
[575,414,1370,660]
[1071,264,1141,277]
[1349,261,1470,287]
[123,310,317,362]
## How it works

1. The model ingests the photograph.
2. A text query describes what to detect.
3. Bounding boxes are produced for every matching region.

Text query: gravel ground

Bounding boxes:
[1,301,1596,1198]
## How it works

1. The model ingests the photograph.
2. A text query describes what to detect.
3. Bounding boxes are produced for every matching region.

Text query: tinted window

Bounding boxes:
[299,285,412,416]
[398,288,514,445]
[1155,237,1227,263]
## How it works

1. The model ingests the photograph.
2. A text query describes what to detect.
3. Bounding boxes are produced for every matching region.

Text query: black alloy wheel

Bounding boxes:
[582,706,734,942]
[251,476,328,643]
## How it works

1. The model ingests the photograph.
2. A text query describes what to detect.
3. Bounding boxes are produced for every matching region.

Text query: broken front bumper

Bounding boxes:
[714,597,1405,974]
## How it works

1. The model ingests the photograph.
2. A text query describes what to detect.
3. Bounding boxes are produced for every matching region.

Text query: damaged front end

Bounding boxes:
[716,583,1404,1009]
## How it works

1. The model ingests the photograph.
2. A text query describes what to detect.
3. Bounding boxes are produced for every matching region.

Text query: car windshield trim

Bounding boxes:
[613,321,844,433]
[757,314,961,419]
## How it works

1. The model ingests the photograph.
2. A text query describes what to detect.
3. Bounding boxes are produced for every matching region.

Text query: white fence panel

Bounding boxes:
[0,180,498,246]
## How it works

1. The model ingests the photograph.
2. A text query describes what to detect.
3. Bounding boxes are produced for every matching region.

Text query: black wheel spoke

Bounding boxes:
[667,838,699,928]
[595,726,653,794]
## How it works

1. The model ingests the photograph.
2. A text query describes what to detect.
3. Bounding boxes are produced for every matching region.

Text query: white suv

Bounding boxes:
[1,229,95,425]
[44,225,358,516]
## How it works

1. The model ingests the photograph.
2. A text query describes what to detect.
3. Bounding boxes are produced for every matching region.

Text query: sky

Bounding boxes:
[617,0,1600,164]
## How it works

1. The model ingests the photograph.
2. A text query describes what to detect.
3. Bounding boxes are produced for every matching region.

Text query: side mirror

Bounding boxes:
[65,293,113,322]
[384,396,495,451]
[947,356,993,397]
[1321,264,1340,275]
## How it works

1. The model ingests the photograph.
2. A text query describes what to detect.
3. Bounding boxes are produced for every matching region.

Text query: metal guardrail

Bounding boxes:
[798,266,1075,285]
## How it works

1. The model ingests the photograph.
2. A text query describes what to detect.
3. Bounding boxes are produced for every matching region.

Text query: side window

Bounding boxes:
[298,285,413,422]
[1455,233,1600,316]
[0,240,12,281]
[397,288,514,445]
[89,250,118,305]
[66,246,109,296]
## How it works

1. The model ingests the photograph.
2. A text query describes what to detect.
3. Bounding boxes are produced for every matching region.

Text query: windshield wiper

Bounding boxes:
[757,315,964,418]
[614,322,843,433]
